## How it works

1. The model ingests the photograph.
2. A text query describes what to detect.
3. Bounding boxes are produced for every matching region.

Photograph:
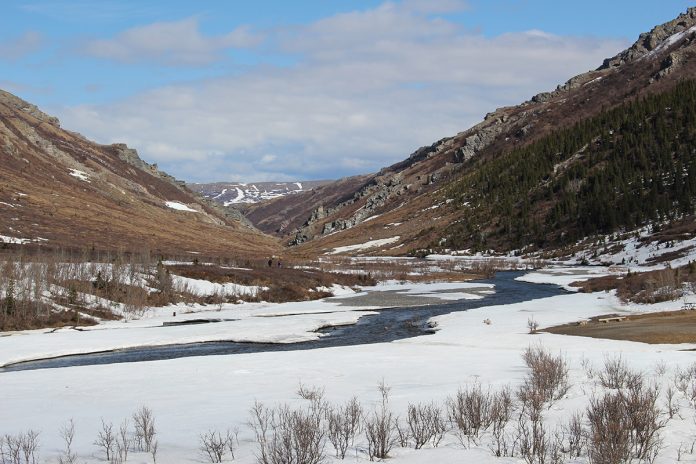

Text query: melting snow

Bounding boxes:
[165,201,198,212]
[648,25,696,57]
[327,236,401,254]
[69,169,90,182]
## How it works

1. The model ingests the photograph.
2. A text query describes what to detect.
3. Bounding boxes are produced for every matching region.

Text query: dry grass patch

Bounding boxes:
[545,309,696,344]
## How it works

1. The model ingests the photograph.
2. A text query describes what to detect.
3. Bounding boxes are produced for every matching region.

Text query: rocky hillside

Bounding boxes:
[276,7,696,257]
[0,90,279,257]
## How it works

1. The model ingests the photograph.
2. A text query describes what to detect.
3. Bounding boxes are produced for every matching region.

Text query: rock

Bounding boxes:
[599,7,696,70]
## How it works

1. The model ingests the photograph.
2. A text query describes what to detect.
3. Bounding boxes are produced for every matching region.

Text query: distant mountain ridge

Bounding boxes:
[190,180,332,206]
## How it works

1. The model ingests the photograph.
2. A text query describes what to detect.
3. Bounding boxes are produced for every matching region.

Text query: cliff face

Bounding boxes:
[0,90,279,257]
[268,8,696,256]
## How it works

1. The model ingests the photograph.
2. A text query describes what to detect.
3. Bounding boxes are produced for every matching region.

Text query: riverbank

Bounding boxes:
[1,267,695,464]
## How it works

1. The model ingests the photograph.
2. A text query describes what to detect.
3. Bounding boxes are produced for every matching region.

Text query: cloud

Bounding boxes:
[401,0,469,14]
[58,2,628,183]
[82,17,261,66]
[21,1,158,21]
[0,31,43,60]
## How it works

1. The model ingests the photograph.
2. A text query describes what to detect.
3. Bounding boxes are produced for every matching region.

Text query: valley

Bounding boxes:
[2,4,696,464]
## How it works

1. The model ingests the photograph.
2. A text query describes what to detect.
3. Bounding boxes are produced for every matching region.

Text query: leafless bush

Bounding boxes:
[516,415,549,464]
[297,382,325,403]
[0,430,40,464]
[132,406,157,452]
[521,345,569,405]
[364,381,397,461]
[111,419,130,464]
[94,419,115,461]
[653,360,667,377]
[489,386,515,457]
[405,402,447,449]
[565,412,586,458]
[586,379,664,464]
[597,355,644,391]
[58,419,77,464]
[327,397,362,459]
[199,430,236,463]
[249,400,326,464]
[527,317,539,334]
[673,363,696,406]
[151,440,158,464]
[447,383,493,446]
[395,419,410,448]
[666,386,680,419]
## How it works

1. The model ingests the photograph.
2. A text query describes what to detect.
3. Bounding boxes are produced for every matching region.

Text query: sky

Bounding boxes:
[0,0,693,183]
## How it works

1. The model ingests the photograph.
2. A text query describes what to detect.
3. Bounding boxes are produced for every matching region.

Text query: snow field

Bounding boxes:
[0,268,695,463]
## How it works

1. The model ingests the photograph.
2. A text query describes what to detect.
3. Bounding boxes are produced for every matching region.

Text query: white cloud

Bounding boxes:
[0,31,43,60]
[82,18,261,66]
[401,0,469,14]
[58,3,628,182]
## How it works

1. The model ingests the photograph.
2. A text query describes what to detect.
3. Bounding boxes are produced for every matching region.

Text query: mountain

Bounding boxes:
[265,7,696,257]
[189,180,332,206]
[0,90,279,257]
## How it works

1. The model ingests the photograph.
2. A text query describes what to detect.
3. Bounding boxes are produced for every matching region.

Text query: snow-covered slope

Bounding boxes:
[190,180,332,206]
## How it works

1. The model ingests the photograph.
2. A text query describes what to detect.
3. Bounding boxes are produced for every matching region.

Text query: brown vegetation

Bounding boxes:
[545,309,696,344]
[572,263,696,304]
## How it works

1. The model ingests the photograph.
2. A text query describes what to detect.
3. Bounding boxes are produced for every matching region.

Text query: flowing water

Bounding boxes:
[2,271,566,372]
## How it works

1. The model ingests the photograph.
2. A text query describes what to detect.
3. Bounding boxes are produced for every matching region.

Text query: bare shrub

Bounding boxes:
[489,386,514,457]
[112,419,130,464]
[597,355,642,390]
[58,419,77,464]
[586,380,664,464]
[521,345,569,405]
[94,419,115,462]
[151,440,158,464]
[200,431,225,463]
[364,382,397,461]
[132,406,157,453]
[527,317,539,334]
[327,397,362,459]
[249,400,326,464]
[199,429,237,462]
[673,363,696,406]
[406,402,447,449]
[666,386,680,419]
[1,430,40,464]
[395,419,410,448]
[447,383,493,446]
[653,360,667,377]
[516,415,549,464]
[565,412,586,458]
[297,382,325,403]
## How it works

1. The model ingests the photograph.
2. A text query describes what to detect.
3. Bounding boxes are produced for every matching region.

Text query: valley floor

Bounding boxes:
[1,266,695,463]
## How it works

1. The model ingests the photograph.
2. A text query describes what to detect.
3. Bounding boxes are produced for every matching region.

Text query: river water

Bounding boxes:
[2,271,566,372]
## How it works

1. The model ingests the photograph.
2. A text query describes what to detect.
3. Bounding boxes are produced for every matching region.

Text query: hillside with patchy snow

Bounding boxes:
[190,180,332,206]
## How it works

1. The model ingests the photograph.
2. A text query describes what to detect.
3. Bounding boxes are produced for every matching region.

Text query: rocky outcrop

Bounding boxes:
[600,7,696,69]
[0,90,61,127]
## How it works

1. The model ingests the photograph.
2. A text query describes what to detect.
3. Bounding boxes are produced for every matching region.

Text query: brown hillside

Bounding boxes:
[0,90,279,258]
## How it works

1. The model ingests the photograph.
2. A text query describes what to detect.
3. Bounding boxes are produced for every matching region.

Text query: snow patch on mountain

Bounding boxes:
[165,201,198,212]
[190,180,332,205]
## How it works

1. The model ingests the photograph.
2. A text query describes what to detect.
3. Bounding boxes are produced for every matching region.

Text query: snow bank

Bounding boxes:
[165,201,198,212]
[328,237,401,254]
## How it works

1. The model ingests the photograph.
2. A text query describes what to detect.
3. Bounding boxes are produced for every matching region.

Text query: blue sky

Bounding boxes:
[0,0,693,182]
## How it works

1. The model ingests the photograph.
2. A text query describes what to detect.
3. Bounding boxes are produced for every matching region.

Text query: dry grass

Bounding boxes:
[545,309,696,344]
[572,264,696,304]
[168,262,375,303]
